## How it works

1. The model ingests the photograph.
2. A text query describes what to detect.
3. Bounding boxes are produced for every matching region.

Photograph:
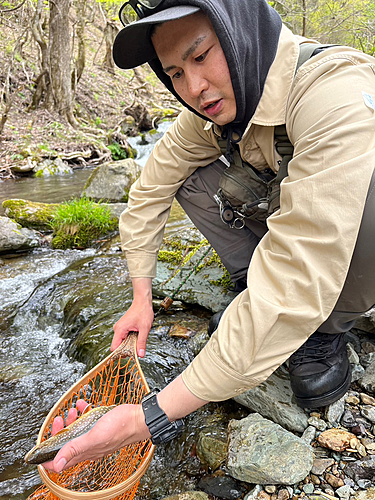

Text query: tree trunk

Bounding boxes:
[72,0,87,93]
[103,20,118,74]
[48,0,77,125]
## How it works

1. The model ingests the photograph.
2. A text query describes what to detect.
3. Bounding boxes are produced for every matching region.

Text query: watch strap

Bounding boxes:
[141,390,183,445]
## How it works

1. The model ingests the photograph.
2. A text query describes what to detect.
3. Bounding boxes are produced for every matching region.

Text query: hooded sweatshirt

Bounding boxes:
[147,0,282,143]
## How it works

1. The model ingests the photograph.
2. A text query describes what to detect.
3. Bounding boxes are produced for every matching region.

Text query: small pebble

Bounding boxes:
[345,395,360,405]
[302,483,314,494]
[360,392,375,405]
[277,489,290,500]
[265,485,277,494]
[357,479,372,489]
[335,484,351,499]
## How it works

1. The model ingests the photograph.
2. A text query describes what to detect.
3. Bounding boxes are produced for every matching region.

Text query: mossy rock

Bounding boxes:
[154,227,236,313]
[82,158,141,203]
[2,199,58,231]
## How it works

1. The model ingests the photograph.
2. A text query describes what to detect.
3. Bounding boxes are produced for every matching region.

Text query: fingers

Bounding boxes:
[65,408,78,427]
[76,399,89,414]
[51,416,64,436]
[136,328,148,358]
[43,435,87,472]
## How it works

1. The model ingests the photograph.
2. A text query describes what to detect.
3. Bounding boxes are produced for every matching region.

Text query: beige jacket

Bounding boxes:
[119,25,375,401]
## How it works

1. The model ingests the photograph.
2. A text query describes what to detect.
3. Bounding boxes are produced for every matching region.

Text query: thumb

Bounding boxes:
[43,436,87,472]
[136,328,148,358]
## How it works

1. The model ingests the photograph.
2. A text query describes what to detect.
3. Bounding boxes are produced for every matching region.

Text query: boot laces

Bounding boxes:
[291,334,338,365]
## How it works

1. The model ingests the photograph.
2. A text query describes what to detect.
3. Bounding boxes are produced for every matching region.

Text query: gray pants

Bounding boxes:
[176,160,375,335]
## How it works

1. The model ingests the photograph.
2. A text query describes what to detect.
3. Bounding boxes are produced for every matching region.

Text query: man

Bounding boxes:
[45,0,375,472]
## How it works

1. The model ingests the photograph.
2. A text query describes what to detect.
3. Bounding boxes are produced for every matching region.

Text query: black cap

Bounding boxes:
[113,5,200,69]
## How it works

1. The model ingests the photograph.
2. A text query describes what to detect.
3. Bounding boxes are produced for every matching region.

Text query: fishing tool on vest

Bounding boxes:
[26,332,154,500]
[216,43,331,229]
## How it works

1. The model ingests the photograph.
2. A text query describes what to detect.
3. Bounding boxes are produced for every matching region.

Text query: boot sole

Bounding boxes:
[294,367,352,409]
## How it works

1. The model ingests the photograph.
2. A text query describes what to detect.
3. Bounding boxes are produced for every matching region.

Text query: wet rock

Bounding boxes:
[357,479,372,489]
[308,416,327,431]
[354,311,375,334]
[300,426,316,445]
[360,405,375,423]
[244,485,263,500]
[358,358,375,392]
[169,324,195,339]
[353,487,375,500]
[107,203,128,220]
[196,426,227,471]
[154,228,236,312]
[343,456,375,481]
[197,473,246,499]
[33,158,72,177]
[234,365,309,434]
[162,492,210,500]
[2,199,58,231]
[0,216,41,253]
[325,472,344,488]
[359,352,375,368]
[317,428,357,452]
[335,484,351,500]
[347,343,360,364]
[227,413,313,485]
[311,458,335,475]
[82,158,141,202]
[325,396,346,425]
[360,393,375,405]
[351,364,366,382]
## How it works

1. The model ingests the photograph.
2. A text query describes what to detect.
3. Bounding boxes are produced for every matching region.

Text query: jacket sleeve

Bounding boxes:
[119,109,221,278]
[182,48,375,401]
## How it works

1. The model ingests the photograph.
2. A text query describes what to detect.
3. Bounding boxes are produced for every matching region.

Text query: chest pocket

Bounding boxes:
[215,125,292,226]
[215,43,332,228]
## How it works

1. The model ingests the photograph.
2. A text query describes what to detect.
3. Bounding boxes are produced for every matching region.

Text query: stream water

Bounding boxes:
[0,123,245,499]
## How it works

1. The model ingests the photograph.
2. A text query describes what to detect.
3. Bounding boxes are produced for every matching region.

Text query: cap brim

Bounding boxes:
[113,5,200,69]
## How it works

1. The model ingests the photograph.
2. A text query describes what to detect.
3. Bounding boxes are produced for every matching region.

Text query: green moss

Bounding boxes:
[157,249,183,264]
[2,199,58,230]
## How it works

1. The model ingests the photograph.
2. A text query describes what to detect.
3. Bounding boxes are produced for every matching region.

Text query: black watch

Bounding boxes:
[141,390,184,445]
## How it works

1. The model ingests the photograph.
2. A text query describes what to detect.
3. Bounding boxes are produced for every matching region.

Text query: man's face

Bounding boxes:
[152,12,237,126]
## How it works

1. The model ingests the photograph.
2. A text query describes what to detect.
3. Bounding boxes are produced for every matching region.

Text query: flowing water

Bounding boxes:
[0,123,244,499]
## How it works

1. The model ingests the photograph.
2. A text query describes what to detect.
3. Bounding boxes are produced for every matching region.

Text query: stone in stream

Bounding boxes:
[227,413,313,485]
[2,199,58,231]
[161,493,210,500]
[82,158,141,202]
[154,227,237,313]
[234,364,308,434]
[0,216,41,253]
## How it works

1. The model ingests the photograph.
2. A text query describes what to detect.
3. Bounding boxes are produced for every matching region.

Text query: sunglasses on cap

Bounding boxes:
[119,0,166,25]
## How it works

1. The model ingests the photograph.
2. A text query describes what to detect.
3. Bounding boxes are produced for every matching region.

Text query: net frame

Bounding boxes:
[27,333,155,500]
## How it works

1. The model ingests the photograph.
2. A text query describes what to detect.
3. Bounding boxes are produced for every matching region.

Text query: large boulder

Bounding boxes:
[82,159,141,202]
[2,199,58,231]
[154,227,237,313]
[227,413,313,485]
[234,364,308,433]
[0,216,41,253]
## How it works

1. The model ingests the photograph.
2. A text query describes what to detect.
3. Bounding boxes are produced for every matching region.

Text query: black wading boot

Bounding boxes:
[289,332,351,408]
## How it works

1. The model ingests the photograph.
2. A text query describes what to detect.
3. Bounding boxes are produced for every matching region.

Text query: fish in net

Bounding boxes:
[26,333,155,500]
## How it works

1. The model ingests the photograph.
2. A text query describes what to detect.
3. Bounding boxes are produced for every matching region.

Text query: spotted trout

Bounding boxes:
[24,405,116,465]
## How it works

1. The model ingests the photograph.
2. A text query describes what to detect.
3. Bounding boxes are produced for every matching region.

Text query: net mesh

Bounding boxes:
[27,338,153,500]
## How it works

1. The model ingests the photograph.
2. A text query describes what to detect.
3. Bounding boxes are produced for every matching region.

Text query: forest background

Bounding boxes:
[0,0,374,180]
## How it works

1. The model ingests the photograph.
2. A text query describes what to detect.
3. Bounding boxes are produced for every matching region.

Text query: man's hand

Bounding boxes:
[43,402,150,473]
[112,277,154,357]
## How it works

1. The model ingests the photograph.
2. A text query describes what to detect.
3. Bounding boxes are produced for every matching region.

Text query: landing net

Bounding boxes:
[27,333,154,500]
